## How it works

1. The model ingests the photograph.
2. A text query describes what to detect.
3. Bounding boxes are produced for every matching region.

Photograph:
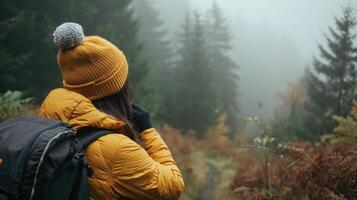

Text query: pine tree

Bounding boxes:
[305,6,357,135]
[172,12,217,136]
[132,0,174,120]
[206,2,240,138]
[0,0,39,94]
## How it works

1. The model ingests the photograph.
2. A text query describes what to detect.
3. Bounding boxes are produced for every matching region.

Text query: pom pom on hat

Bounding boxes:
[53,22,84,50]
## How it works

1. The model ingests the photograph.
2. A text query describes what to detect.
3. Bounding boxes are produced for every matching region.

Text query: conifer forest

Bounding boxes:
[1,0,357,199]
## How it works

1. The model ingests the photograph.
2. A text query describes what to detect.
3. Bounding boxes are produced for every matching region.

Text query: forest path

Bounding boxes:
[198,162,220,200]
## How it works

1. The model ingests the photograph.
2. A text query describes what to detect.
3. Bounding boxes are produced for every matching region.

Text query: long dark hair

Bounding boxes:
[92,81,142,145]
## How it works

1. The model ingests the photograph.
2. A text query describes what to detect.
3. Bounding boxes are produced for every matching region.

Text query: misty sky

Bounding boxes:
[153,0,357,118]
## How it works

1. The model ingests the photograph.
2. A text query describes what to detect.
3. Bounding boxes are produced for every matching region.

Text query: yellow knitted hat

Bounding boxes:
[53,22,128,100]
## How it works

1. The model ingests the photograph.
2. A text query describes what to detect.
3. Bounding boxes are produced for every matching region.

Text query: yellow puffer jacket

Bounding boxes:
[39,88,184,200]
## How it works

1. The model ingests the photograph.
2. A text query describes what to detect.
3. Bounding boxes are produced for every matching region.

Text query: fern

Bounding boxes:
[0,90,34,120]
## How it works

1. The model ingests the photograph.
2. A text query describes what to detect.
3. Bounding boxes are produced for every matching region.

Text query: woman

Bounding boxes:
[39,22,184,200]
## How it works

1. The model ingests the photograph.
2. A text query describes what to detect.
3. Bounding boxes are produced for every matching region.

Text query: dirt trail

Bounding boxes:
[198,162,220,200]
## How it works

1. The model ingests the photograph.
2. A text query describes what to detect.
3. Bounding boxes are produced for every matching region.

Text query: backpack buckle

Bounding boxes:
[83,158,94,177]
[74,152,94,177]
[74,151,84,160]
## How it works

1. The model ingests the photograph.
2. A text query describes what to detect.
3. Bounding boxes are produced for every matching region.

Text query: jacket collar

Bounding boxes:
[39,88,125,131]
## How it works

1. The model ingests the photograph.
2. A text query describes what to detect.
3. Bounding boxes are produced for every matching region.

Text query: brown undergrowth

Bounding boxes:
[160,113,357,200]
[232,141,357,200]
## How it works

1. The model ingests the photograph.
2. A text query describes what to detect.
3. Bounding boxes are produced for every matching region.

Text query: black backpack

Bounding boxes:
[0,116,110,200]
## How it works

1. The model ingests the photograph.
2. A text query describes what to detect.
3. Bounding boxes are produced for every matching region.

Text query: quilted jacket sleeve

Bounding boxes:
[110,128,184,200]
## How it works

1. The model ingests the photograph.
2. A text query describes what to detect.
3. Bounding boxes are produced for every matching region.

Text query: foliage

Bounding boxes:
[170,3,240,136]
[161,120,357,200]
[333,100,357,137]
[239,103,357,200]
[303,6,357,135]
[245,115,279,190]
[132,0,174,120]
[232,140,357,200]
[273,82,316,140]
[171,12,218,135]
[205,2,240,138]
[204,115,240,160]
[276,82,307,116]
[0,90,34,120]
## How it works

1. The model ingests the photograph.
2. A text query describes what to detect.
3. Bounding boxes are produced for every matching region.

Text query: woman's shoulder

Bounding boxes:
[85,133,141,159]
[84,132,149,177]
[90,132,135,148]
[97,132,128,141]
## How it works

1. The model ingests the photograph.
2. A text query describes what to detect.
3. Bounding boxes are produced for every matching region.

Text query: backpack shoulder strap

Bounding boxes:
[76,126,111,149]
[68,127,111,200]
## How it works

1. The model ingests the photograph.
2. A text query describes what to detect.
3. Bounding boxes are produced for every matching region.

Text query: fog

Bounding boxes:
[152,0,357,118]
